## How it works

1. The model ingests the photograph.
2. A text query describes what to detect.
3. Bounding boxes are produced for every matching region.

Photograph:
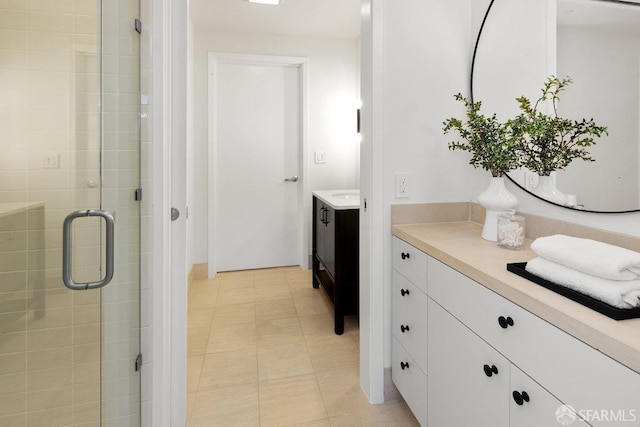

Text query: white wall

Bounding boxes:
[363,0,474,374]
[191,29,360,267]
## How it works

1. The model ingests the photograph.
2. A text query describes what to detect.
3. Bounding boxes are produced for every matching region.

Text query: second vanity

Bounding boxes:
[392,221,640,427]
[312,190,360,334]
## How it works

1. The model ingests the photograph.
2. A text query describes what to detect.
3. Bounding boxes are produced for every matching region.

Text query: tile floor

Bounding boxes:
[187,266,420,426]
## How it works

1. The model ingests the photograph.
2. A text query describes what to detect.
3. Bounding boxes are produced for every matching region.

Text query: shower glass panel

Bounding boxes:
[0,0,140,426]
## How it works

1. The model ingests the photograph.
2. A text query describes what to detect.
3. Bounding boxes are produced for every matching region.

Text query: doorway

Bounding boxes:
[208,54,309,275]
[0,1,141,424]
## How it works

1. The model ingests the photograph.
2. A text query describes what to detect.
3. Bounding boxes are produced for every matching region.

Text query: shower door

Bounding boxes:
[0,0,141,426]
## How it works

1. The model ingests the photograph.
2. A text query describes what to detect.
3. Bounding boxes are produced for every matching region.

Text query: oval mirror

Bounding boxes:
[472,0,640,213]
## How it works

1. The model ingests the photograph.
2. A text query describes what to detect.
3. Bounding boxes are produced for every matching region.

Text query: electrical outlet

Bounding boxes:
[395,173,410,198]
[525,172,539,190]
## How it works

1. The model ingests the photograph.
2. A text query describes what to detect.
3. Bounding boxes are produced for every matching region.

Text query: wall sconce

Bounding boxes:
[357,108,361,134]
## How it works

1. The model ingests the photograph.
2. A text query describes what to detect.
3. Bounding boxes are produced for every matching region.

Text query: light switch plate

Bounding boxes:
[42,152,60,169]
[314,151,326,164]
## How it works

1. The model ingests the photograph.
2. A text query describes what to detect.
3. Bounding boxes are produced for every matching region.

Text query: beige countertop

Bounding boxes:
[393,221,640,375]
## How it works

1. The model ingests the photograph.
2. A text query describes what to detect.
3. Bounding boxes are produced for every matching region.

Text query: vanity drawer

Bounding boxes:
[392,270,428,372]
[392,337,427,427]
[392,237,427,293]
[427,256,640,426]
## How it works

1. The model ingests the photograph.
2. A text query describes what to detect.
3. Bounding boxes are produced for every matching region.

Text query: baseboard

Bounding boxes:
[188,263,208,291]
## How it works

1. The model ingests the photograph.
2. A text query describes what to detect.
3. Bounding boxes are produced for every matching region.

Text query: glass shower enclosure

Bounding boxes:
[0,0,141,425]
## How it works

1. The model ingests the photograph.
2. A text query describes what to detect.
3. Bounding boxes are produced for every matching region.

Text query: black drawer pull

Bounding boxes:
[400,361,410,370]
[400,324,410,333]
[498,316,514,329]
[512,391,530,406]
[483,364,499,377]
[401,252,410,260]
[400,288,410,296]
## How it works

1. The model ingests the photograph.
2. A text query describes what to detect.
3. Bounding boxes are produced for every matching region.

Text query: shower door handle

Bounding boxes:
[63,209,115,290]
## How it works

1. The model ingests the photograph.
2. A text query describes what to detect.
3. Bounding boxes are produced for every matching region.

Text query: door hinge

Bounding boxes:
[135,188,142,201]
[135,353,142,372]
[134,19,142,34]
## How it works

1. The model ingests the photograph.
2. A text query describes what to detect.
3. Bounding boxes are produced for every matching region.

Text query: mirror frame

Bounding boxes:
[470,0,640,214]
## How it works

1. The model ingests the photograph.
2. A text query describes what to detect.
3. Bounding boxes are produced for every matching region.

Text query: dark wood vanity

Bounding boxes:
[312,193,359,335]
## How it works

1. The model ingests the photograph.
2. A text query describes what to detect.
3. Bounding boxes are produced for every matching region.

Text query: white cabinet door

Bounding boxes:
[510,365,591,427]
[428,298,509,427]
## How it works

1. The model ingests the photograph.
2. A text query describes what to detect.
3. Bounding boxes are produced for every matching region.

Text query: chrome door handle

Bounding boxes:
[284,176,298,182]
[63,209,115,290]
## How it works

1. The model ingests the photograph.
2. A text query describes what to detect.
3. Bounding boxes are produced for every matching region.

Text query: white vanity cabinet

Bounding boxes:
[391,234,640,427]
[428,256,640,427]
[391,238,428,426]
[427,298,509,427]
[429,297,591,427]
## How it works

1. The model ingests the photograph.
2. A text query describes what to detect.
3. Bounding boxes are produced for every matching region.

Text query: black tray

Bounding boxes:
[506,262,640,321]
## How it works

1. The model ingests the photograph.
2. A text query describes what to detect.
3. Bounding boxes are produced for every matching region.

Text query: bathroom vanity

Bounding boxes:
[392,221,640,427]
[312,190,359,335]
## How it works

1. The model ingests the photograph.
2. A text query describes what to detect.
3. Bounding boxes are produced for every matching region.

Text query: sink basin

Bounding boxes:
[313,189,360,209]
[331,192,360,200]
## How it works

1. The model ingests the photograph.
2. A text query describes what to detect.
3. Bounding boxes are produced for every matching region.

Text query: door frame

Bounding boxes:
[207,52,310,277]
[150,0,187,425]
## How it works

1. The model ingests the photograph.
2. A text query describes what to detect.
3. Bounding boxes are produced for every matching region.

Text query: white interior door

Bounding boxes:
[215,62,300,272]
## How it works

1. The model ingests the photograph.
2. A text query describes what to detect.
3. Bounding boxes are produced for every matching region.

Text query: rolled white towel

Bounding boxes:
[526,257,640,309]
[531,234,640,281]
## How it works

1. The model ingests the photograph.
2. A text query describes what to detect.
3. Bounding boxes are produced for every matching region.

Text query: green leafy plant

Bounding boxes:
[508,76,608,176]
[443,93,520,177]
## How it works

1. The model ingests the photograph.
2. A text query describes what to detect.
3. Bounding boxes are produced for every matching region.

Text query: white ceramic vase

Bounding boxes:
[477,176,518,242]
[533,175,568,206]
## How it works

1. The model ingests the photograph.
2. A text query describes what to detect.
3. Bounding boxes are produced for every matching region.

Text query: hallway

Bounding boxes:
[186,267,419,426]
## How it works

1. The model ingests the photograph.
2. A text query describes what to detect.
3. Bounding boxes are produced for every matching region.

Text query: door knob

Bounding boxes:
[400,361,409,370]
[284,176,299,182]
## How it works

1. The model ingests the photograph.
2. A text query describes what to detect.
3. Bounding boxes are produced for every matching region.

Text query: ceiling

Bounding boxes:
[189,0,362,39]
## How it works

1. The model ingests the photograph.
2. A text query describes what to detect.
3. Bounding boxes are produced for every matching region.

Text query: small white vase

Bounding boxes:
[533,175,568,206]
[477,176,518,242]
